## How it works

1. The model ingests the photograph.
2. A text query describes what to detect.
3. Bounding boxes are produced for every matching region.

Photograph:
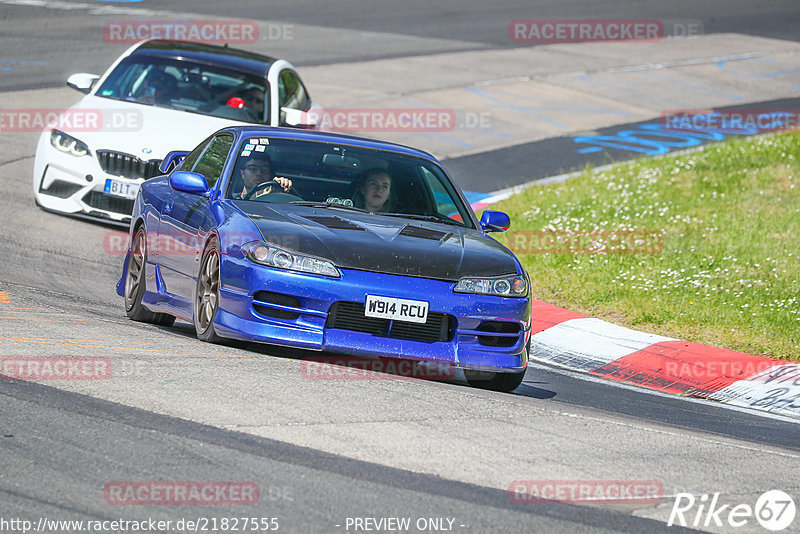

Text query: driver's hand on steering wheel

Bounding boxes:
[250,176,293,199]
[273,176,293,192]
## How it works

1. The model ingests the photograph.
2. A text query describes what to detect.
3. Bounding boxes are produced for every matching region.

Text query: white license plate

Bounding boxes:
[365,295,429,324]
[104,179,139,200]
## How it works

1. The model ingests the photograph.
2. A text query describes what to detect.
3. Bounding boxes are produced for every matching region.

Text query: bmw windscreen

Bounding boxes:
[95,57,268,123]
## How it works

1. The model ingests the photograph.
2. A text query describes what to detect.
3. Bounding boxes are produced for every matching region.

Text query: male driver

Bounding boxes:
[241,87,265,122]
[233,154,292,200]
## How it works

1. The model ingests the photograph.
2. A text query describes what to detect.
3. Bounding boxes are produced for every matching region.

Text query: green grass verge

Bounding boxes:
[491,131,800,361]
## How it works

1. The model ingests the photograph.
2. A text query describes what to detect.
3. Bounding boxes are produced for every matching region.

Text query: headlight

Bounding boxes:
[50,130,90,157]
[454,274,528,297]
[242,241,340,278]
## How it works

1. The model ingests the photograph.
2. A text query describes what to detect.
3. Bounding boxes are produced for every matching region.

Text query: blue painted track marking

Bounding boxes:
[573,111,794,156]
[466,87,569,129]
[0,59,50,71]
[398,97,476,149]
[385,130,474,150]
[634,70,743,101]
[718,57,800,79]
[475,87,631,119]
[462,190,491,205]
[578,74,683,106]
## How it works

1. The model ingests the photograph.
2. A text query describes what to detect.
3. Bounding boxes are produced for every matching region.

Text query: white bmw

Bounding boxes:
[33,39,319,226]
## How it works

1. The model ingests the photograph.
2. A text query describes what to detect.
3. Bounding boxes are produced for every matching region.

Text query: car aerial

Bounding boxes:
[33,39,319,227]
[116,126,531,392]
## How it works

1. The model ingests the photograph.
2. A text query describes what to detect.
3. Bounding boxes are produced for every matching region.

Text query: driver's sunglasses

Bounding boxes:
[244,165,270,174]
[244,94,264,105]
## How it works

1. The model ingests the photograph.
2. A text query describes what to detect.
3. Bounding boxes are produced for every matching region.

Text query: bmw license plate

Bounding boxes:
[104,179,139,200]
[365,295,428,324]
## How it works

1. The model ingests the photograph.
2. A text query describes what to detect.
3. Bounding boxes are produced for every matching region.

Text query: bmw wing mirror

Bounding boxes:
[281,106,320,129]
[159,151,190,174]
[66,73,100,94]
[169,171,211,197]
[480,210,511,233]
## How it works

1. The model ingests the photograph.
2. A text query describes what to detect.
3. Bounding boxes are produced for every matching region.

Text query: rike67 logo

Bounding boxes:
[668,490,796,531]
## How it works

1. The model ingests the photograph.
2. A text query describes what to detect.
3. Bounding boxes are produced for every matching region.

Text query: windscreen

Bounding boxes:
[95,56,268,123]
[226,137,474,227]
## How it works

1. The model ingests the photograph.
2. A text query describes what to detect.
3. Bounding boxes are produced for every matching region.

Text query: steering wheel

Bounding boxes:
[242,180,301,201]
[183,84,214,103]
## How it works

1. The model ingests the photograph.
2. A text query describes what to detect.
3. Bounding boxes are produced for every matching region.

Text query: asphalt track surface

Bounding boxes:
[3,0,800,91]
[2,1,800,533]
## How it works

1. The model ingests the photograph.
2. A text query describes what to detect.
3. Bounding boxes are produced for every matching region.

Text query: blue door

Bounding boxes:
[158,133,234,315]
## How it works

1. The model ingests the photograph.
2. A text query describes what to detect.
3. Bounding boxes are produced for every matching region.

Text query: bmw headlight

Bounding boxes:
[50,130,90,157]
[454,274,528,297]
[242,241,340,278]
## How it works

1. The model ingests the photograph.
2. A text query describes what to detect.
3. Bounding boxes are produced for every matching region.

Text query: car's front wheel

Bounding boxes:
[464,368,526,392]
[124,226,175,326]
[194,237,225,343]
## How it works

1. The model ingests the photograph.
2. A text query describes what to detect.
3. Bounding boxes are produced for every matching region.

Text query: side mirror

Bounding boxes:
[480,210,511,232]
[67,73,100,94]
[159,151,191,174]
[281,106,321,129]
[169,171,210,197]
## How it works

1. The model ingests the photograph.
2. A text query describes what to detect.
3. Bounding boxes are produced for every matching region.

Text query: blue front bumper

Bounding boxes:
[212,255,530,373]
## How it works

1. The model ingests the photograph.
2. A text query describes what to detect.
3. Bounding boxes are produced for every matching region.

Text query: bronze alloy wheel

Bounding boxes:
[124,226,174,326]
[124,228,146,312]
[196,246,220,335]
[194,238,227,343]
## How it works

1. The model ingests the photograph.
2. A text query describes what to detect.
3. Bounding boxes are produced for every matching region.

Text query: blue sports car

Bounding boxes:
[117,126,531,391]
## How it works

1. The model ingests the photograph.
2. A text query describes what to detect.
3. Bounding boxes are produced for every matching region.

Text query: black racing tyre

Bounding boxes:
[464,368,526,392]
[124,226,175,326]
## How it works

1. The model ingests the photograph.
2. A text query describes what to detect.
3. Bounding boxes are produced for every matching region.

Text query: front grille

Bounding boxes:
[326,301,452,343]
[97,150,162,180]
[476,321,521,347]
[253,291,301,320]
[390,318,451,343]
[82,190,134,215]
[327,302,388,336]
[39,179,81,199]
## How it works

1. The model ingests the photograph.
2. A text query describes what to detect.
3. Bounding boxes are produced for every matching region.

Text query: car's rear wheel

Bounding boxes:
[194,237,225,343]
[124,226,175,326]
[464,368,526,392]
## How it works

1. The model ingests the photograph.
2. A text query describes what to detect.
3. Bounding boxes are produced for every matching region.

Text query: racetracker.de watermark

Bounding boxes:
[662,109,800,134]
[301,356,457,382]
[104,20,266,44]
[0,108,142,132]
[307,108,456,132]
[1,357,111,380]
[506,229,664,255]
[104,482,259,506]
[103,232,298,256]
[665,360,783,379]
[509,480,664,505]
[509,19,702,43]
